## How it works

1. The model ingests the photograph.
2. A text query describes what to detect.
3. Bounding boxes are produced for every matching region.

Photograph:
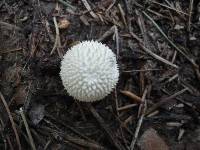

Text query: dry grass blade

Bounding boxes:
[140,42,178,69]
[114,26,119,59]
[46,114,94,143]
[149,0,189,16]
[19,108,36,150]
[0,21,23,31]
[98,25,116,42]
[130,87,148,150]
[0,116,12,150]
[6,135,14,150]
[64,136,105,150]
[123,69,162,72]
[106,0,116,12]
[146,88,188,115]
[81,0,98,19]
[88,104,124,150]
[114,88,119,116]
[0,48,23,54]
[0,92,21,150]
[117,104,137,111]
[58,0,76,10]
[188,0,194,32]
[50,17,62,58]
[130,32,178,69]
[118,4,127,27]
[142,11,198,68]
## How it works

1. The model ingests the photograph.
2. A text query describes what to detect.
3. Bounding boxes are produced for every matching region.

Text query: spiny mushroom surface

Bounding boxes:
[60,40,119,102]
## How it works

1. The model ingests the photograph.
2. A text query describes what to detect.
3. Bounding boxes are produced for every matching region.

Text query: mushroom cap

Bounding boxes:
[60,40,119,102]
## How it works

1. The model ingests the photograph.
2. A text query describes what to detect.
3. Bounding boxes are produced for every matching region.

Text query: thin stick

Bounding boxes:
[81,0,98,19]
[58,0,76,10]
[140,43,178,68]
[130,87,148,150]
[146,88,188,115]
[0,48,22,54]
[63,136,105,149]
[0,92,21,150]
[188,0,194,32]
[149,0,189,16]
[143,11,198,68]
[165,74,178,83]
[171,50,177,63]
[46,114,94,143]
[114,26,119,59]
[106,0,116,12]
[114,88,119,115]
[19,108,36,150]
[0,116,10,150]
[117,104,137,111]
[6,135,14,150]
[50,17,62,58]
[98,25,116,42]
[88,104,123,150]
[123,69,162,72]
[118,4,127,27]
[130,32,178,69]
[120,90,142,103]
[0,21,23,31]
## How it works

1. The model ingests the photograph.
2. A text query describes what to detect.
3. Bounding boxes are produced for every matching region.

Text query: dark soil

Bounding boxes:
[0,0,200,150]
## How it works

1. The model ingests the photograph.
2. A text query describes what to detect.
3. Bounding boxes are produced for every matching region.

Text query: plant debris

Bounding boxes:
[0,0,200,149]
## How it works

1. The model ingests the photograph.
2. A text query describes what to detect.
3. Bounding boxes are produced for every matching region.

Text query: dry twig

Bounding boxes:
[50,17,62,58]
[146,88,188,115]
[0,48,22,54]
[81,0,98,19]
[142,11,197,68]
[149,0,189,16]
[114,26,119,59]
[130,87,148,150]
[188,0,193,32]
[120,90,142,104]
[98,25,116,42]
[58,0,76,10]
[0,92,21,150]
[130,32,178,69]
[89,104,124,150]
[117,104,137,111]
[0,21,22,31]
[118,4,127,27]
[19,108,36,150]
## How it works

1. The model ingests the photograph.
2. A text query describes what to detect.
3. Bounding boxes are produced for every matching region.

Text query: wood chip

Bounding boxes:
[120,90,142,103]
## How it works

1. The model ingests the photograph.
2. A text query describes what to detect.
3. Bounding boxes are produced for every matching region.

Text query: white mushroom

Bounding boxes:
[60,40,119,102]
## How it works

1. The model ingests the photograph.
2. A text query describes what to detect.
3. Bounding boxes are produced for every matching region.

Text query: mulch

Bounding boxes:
[0,0,200,150]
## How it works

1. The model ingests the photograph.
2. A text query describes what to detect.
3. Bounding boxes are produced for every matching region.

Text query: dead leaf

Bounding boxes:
[58,19,70,29]
[138,128,169,150]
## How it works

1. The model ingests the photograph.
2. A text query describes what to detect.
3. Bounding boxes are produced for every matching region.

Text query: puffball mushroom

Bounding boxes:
[60,40,119,102]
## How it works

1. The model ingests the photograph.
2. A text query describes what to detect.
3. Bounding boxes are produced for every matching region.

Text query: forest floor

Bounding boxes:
[0,0,200,150]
